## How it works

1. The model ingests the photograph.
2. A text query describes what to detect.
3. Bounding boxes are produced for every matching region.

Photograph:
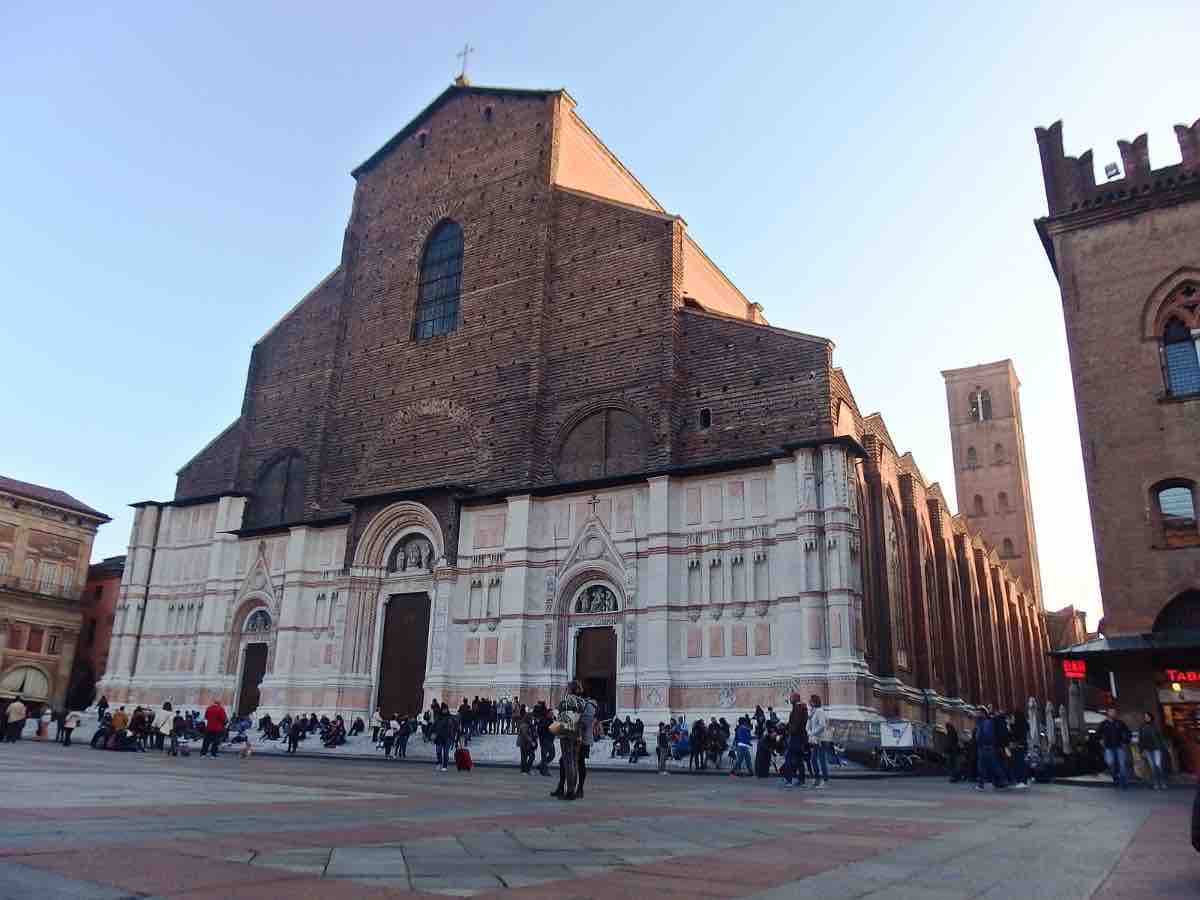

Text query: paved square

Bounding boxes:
[0,742,1194,898]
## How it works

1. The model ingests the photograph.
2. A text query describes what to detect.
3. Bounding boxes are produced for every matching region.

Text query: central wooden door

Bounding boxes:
[575,627,617,720]
[376,593,432,718]
[237,643,268,716]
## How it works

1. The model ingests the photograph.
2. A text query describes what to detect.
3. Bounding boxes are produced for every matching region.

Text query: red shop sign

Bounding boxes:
[1165,668,1200,683]
[1062,659,1087,679]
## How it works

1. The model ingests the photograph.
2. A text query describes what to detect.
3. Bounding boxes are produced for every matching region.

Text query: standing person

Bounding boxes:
[536,704,556,777]
[974,708,1008,791]
[550,681,585,801]
[54,706,67,743]
[170,708,185,756]
[1138,712,1169,791]
[807,695,829,788]
[657,722,671,775]
[576,692,598,799]
[62,710,81,747]
[433,703,452,771]
[945,722,962,782]
[95,695,109,722]
[37,707,52,740]
[286,715,304,754]
[1098,708,1132,789]
[1010,709,1029,789]
[201,699,228,758]
[152,702,174,752]
[370,708,384,745]
[4,696,27,742]
[517,715,537,773]
[781,695,809,788]
[731,718,753,777]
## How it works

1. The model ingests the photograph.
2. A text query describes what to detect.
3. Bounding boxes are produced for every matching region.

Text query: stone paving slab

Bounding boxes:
[0,740,1195,899]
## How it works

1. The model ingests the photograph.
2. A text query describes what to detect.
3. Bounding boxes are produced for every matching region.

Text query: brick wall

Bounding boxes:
[1037,118,1200,635]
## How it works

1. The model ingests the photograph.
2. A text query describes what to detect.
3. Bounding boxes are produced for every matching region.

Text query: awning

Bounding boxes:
[1050,629,1200,657]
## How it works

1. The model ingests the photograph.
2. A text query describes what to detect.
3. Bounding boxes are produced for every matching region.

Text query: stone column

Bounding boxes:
[498,495,530,690]
[641,476,672,714]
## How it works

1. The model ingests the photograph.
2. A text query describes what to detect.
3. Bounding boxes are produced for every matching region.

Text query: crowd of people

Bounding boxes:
[4,686,1184,798]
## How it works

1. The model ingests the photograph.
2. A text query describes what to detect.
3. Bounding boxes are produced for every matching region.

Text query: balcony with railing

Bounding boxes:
[0,574,84,604]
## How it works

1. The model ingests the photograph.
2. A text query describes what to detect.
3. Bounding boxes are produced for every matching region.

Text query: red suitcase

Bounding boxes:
[455,746,472,771]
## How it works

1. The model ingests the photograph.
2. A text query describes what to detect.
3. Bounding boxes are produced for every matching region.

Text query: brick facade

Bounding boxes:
[98,82,1049,732]
[1035,117,1200,636]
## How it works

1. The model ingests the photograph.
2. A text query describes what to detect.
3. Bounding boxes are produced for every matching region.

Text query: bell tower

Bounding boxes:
[942,359,1044,607]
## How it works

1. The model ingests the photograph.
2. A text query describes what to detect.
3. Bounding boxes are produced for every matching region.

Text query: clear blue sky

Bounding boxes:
[4,3,1198,628]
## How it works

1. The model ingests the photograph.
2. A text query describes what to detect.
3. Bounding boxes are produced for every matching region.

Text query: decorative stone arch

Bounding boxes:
[223,594,275,677]
[549,565,629,672]
[354,500,447,570]
[1153,589,1200,632]
[1140,266,1200,339]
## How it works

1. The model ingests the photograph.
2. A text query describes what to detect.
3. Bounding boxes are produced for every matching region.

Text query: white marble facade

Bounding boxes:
[98,443,879,724]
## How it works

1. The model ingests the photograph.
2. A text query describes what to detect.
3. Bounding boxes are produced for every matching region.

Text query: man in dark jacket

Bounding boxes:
[1098,708,1131,788]
[974,708,1008,790]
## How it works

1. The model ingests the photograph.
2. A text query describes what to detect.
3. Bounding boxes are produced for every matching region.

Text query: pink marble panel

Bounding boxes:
[465,637,480,665]
[709,624,725,657]
[749,478,767,517]
[615,495,634,533]
[501,635,515,663]
[483,636,498,665]
[727,480,745,520]
[830,610,843,648]
[755,622,771,656]
[474,512,507,549]
[685,487,701,525]
[731,623,748,656]
[686,627,702,658]
[705,483,723,522]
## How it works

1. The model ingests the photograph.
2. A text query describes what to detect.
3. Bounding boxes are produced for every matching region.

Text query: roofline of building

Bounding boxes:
[563,106,665,213]
[174,419,242,477]
[254,268,341,347]
[0,482,110,523]
[131,491,251,510]
[678,305,833,348]
[351,83,568,178]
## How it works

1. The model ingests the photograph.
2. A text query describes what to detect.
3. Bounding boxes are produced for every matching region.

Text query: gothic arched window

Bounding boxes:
[972,494,985,516]
[556,407,646,482]
[413,220,463,340]
[998,491,1009,512]
[1002,538,1015,557]
[1162,317,1200,396]
[965,446,978,468]
[993,443,1006,464]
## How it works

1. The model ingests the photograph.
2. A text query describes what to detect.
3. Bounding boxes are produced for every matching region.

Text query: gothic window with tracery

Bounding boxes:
[414,220,463,340]
[574,584,618,613]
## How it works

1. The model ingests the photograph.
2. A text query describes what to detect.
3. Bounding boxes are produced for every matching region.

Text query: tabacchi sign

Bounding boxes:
[1165,668,1200,683]
[1062,659,1087,680]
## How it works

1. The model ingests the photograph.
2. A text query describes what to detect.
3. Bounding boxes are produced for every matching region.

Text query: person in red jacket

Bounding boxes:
[201,701,228,758]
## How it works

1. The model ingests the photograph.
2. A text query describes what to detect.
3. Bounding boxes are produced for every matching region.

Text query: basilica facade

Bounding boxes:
[98,82,1051,735]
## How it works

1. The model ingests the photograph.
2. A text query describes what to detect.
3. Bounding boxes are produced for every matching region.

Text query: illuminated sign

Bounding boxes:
[1062,659,1087,679]
[1165,669,1200,683]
